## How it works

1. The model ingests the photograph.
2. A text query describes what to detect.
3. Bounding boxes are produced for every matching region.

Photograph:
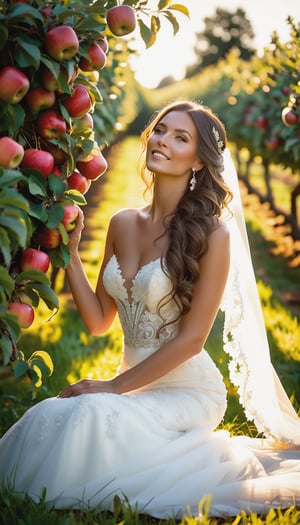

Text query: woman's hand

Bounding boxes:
[58,378,115,398]
[67,207,85,256]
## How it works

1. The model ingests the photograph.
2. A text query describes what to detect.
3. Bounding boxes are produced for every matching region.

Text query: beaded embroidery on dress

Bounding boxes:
[0,254,300,518]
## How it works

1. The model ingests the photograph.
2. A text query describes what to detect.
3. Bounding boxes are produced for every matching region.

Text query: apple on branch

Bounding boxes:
[0,137,24,168]
[61,204,79,232]
[281,107,299,127]
[34,225,62,249]
[98,36,109,55]
[76,149,108,180]
[21,148,55,178]
[45,142,68,165]
[63,85,93,118]
[67,170,91,195]
[0,66,30,104]
[20,248,50,273]
[44,25,79,61]
[79,43,107,71]
[7,302,34,328]
[106,5,136,36]
[40,64,77,92]
[36,109,67,140]
[25,87,56,113]
[71,112,94,136]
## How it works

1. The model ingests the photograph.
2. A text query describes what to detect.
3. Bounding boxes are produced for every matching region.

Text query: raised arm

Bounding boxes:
[65,208,117,335]
[59,222,230,398]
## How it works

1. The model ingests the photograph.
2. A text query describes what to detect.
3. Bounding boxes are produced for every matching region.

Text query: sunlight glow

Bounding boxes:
[131,0,299,89]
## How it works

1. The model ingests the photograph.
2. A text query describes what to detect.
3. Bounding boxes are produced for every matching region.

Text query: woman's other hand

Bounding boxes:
[58,378,115,398]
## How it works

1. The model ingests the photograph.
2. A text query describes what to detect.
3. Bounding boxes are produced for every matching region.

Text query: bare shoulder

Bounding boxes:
[109,208,141,229]
[108,207,147,242]
[210,220,230,244]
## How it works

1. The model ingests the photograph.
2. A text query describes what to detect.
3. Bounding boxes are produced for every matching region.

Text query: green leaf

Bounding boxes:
[48,242,70,269]
[0,24,8,50]
[10,3,44,23]
[163,11,180,35]
[63,189,87,205]
[168,4,190,17]
[29,282,59,310]
[0,227,11,266]
[28,202,48,222]
[137,19,156,49]
[58,222,69,245]
[15,269,51,286]
[21,287,40,308]
[46,203,65,228]
[48,173,67,196]
[15,41,41,70]
[0,187,29,211]
[0,267,15,297]
[4,104,26,135]
[151,15,160,34]
[13,360,29,381]
[74,13,106,33]
[0,310,21,343]
[27,172,48,197]
[0,167,25,186]
[0,333,13,366]
[29,350,54,376]
[158,0,171,9]
[0,215,27,248]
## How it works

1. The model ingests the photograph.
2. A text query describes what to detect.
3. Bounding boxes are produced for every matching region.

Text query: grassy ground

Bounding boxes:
[0,137,299,524]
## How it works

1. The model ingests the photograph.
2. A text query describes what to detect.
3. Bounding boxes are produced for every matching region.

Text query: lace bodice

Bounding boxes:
[103,255,179,357]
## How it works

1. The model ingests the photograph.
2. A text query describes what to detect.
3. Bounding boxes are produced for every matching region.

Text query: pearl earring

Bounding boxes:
[189,169,197,191]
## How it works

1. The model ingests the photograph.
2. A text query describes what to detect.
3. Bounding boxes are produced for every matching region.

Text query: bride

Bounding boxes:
[0,100,299,518]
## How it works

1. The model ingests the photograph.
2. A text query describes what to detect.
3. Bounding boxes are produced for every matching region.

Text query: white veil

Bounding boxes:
[220,148,300,448]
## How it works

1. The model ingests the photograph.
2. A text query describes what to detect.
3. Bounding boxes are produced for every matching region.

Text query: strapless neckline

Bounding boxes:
[108,254,163,299]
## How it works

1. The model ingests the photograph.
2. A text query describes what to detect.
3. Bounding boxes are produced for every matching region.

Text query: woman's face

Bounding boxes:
[146,110,202,179]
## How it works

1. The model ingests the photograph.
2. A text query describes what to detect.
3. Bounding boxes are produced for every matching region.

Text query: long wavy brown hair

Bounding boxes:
[139,100,233,323]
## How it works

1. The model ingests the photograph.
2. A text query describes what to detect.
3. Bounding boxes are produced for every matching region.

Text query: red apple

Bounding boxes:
[44,25,79,61]
[63,85,93,118]
[266,137,280,151]
[79,43,107,71]
[255,116,269,130]
[67,170,91,194]
[40,6,56,21]
[44,142,68,165]
[0,137,24,168]
[98,36,109,54]
[25,87,56,112]
[281,107,299,126]
[71,112,94,135]
[36,109,67,139]
[61,204,79,232]
[76,151,107,180]
[40,65,77,92]
[0,66,30,104]
[106,5,136,36]
[20,248,50,272]
[7,302,34,328]
[52,165,62,177]
[34,225,61,249]
[21,149,55,177]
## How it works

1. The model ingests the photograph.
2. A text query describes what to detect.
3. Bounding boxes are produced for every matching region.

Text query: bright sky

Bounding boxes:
[131,0,299,88]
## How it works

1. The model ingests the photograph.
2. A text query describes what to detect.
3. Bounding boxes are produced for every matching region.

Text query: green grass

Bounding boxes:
[0,137,299,524]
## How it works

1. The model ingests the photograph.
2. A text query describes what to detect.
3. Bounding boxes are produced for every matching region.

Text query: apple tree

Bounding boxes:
[0,0,189,395]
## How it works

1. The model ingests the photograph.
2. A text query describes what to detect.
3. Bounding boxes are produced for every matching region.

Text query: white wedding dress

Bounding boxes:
[0,253,300,518]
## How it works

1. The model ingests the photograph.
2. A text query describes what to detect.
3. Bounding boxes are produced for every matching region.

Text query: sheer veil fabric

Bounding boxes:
[221,149,300,447]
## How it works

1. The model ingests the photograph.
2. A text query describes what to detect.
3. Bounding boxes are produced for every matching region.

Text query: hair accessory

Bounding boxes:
[189,169,197,191]
[212,126,224,154]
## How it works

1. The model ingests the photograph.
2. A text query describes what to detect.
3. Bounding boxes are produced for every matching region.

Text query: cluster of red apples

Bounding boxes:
[0,3,137,329]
